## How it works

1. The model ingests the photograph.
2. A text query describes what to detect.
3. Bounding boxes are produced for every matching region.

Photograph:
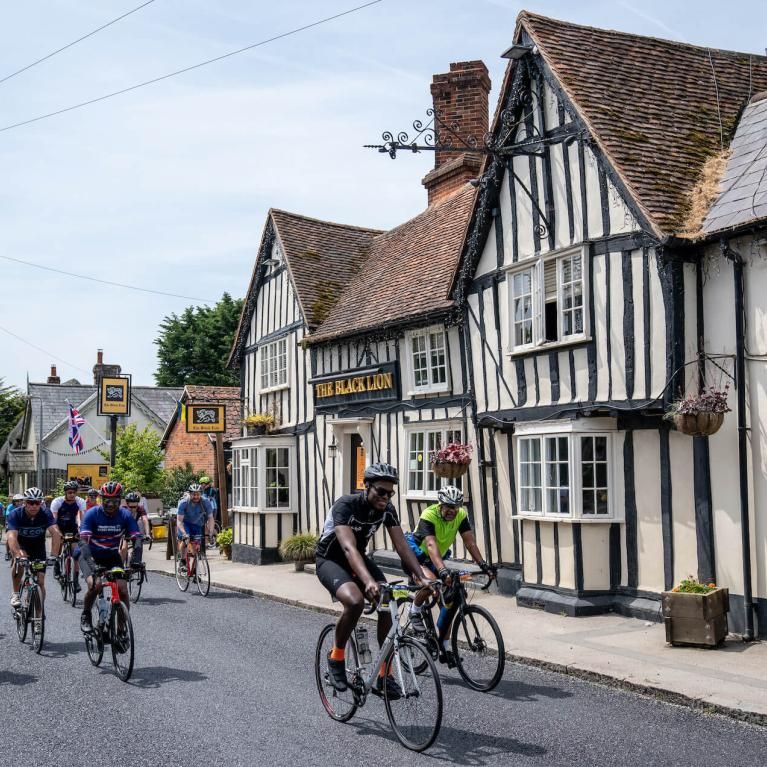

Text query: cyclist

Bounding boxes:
[50,480,86,585]
[199,476,220,524]
[176,483,214,569]
[6,487,61,608]
[5,493,24,560]
[85,488,100,510]
[79,481,142,633]
[121,491,150,567]
[406,485,496,666]
[315,463,426,698]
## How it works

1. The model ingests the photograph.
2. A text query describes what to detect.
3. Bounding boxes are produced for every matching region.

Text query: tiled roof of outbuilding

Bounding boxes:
[517,11,767,237]
[309,183,476,343]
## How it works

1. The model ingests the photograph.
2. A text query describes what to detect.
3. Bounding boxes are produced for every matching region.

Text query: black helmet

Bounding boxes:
[125,491,141,503]
[63,480,79,491]
[100,481,123,499]
[363,463,399,484]
[86,488,99,497]
[24,487,44,501]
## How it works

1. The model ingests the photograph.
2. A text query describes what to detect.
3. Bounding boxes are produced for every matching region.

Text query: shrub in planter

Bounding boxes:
[662,576,729,647]
[217,527,233,559]
[665,385,731,437]
[430,442,473,479]
[242,413,275,436]
[279,533,319,572]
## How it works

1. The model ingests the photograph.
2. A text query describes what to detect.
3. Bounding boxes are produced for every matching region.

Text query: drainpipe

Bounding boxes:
[722,241,755,640]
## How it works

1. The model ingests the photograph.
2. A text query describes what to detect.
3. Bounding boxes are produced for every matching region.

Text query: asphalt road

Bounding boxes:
[1,560,766,767]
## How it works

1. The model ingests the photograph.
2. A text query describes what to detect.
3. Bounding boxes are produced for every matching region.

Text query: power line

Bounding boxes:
[0,324,91,375]
[1,254,212,303]
[0,1,157,87]
[0,0,384,134]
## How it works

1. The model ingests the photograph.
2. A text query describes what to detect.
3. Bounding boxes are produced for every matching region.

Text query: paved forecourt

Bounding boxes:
[1,557,767,767]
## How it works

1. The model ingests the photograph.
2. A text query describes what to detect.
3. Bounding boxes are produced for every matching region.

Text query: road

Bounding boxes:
[1,560,766,767]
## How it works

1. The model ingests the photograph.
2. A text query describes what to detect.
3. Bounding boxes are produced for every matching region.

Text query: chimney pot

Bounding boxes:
[47,364,60,385]
[97,349,103,364]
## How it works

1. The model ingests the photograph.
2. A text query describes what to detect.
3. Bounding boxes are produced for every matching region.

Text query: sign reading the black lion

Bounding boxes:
[311,363,400,409]
[186,404,226,433]
[98,375,131,416]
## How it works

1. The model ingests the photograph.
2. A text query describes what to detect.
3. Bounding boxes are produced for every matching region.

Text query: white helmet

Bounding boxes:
[23,487,45,501]
[437,485,463,507]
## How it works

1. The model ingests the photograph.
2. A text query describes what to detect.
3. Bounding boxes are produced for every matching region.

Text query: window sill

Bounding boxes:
[517,514,621,524]
[231,506,296,515]
[260,384,289,395]
[508,336,592,358]
[406,386,451,398]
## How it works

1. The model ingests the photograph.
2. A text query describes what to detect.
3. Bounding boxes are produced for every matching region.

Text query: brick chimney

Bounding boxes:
[92,348,121,385]
[422,61,491,206]
[47,365,60,384]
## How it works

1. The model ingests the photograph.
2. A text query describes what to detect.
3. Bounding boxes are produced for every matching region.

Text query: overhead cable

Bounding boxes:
[0,324,91,375]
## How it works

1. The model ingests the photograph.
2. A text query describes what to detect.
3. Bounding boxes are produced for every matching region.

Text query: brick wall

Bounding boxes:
[163,421,216,475]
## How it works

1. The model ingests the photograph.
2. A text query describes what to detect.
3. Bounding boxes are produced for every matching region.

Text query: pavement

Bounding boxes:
[145,544,767,726]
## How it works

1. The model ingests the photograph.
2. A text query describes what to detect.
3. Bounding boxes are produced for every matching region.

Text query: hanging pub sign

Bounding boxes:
[67,463,109,490]
[311,362,400,409]
[97,375,131,416]
[186,404,227,433]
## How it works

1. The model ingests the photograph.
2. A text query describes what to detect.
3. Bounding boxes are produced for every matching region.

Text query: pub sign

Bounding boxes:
[186,404,227,433]
[312,363,400,409]
[98,375,131,416]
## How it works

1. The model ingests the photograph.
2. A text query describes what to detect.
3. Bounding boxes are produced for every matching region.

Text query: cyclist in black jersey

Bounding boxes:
[315,462,426,699]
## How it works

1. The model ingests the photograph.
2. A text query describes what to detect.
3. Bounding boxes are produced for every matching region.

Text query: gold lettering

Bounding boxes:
[335,380,343,395]
[382,372,392,390]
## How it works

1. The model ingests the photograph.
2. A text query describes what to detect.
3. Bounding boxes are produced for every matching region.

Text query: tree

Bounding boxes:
[107,424,165,495]
[0,378,26,448]
[154,292,243,386]
[160,462,199,509]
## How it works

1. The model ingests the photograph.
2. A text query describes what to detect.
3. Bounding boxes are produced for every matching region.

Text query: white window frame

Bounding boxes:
[506,244,589,354]
[259,337,289,393]
[514,419,616,521]
[406,326,450,395]
[231,437,296,513]
[404,422,466,500]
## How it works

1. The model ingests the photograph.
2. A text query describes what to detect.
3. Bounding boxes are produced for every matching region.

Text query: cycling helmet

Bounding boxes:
[199,476,211,484]
[13,493,24,502]
[188,483,203,493]
[23,487,44,501]
[437,485,464,507]
[363,463,399,484]
[125,491,141,503]
[63,480,79,491]
[100,481,123,499]
[86,488,99,497]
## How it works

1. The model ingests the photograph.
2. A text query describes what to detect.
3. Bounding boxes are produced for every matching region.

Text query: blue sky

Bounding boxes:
[0,0,764,391]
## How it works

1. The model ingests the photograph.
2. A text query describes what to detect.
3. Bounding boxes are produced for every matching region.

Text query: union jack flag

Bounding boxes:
[68,404,85,454]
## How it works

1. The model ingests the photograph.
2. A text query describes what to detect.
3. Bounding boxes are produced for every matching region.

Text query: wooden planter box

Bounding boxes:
[431,461,470,480]
[662,588,729,647]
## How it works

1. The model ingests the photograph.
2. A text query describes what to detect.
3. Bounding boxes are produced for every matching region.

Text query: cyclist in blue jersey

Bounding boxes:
[7,487,61,608]
[4,494,24,560]
[79,481,142,633]
[176,483,214,570]
[50,480,86,585]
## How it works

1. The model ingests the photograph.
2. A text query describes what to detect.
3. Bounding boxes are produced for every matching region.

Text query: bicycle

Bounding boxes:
[13,558,52,654]
[174,535,210,596]
[315,582,443,752]
[404,569,505,692]
[56,534,80,607]
[124,539,150,604]
[83,566,135,681]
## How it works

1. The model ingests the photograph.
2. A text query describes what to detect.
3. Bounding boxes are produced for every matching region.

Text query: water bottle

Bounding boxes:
[356,626,372,666]
[97,593,109,626]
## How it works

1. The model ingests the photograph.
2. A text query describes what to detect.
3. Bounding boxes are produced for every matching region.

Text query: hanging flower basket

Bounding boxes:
[432,461,470,480]
[665,385,730,437]
[673,412,724,437]
[430,442,473,480]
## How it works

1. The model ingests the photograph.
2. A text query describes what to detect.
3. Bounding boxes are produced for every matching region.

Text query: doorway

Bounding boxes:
[349,433,366,493]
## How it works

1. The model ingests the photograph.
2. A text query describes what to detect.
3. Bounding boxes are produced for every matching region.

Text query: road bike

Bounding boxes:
[175,535,210,596]
[404,569,505,691]
[56,534,80,607]
[14,558,52,654]
[315,582,443,752]
[83,566,135,681]
[124,537,151,603]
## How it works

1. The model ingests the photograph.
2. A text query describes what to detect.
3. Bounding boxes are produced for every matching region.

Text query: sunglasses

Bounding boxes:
[26,500,42,506]
[371,486,395,499]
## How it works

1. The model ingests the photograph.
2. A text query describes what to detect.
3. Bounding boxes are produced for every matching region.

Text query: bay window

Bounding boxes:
[232,441,294,511]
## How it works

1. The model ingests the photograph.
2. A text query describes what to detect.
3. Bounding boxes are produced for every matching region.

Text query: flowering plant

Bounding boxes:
[430,442,473,466]
[242,413,275,428]
[665,384,731,418]
[671,575,718,594]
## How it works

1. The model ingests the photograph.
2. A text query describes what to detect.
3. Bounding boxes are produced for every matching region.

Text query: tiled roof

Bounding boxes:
[131,387,184,426]
[518,11,767,237]
[704,94,767,233]
[309,183,476,343]
[270,210,382,328]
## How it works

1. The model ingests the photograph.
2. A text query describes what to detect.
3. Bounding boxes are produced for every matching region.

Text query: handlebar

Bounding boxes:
[362,581,431,615]
[93,566,128,581]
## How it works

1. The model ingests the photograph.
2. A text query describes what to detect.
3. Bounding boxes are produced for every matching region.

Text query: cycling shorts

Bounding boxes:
[404,532,451,573]
[178,522,203,541]
[315,555,386,599]
[15,538,47,563]
[80,550,123,579]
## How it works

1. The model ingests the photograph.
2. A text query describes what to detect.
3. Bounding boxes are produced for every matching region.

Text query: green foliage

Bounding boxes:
[107,424,165,495]
[216,527,233,548]
[52,476,69,499]
[672,576,718,594]
[154,292,243,387]
[160,462,198,509]
[0,378,26,448]
[279,533,319,562]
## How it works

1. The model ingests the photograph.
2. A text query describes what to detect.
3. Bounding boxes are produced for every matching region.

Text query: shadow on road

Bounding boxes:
[42,640,86,659]
[129,665,209,689]
[0,670,38,686]
[442,675,573,702]
[136,596,186,606]
[203,590,251,601]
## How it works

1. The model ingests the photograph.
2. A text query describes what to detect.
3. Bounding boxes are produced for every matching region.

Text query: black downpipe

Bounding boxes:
[724,243,755,640]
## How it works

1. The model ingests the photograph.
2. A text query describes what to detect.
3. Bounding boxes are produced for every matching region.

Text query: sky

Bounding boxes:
[0,0,764,391]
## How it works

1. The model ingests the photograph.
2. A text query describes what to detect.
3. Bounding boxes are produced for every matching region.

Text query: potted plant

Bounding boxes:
[430,442,473,480]
[662,576,729,647]
[665,384,731,437]
[216,527,233,560]
[243,412,275,436]
[279,533,319,572]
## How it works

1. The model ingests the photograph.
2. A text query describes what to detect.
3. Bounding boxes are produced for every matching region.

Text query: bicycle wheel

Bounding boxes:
[314,623,359,722]
[15,589,28,642]
[402,626,439,676]
[174,552,190,592]
[68,557,78,608]
[383,637,443,752]
[59,556,69,602]
[451,604,505,691]
[128,569,143,603]
[110,601,135,682]
[195,550,210,596]
[84,605,104,666]
[30,588,44,654]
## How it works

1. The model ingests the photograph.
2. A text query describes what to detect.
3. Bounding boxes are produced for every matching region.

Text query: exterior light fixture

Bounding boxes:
[501,43,534,60]
[328,434,338,458]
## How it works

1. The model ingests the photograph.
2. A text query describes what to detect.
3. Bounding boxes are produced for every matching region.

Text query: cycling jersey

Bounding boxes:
[411,503,471,558]
[177,498,212,527]
[50,496,86,533]
[126,504,147,519]
[80,506,140,560]
[6,506,56,560]
[316,491,400,564]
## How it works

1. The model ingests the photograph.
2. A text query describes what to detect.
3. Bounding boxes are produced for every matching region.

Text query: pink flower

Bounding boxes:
[430,442,473,465]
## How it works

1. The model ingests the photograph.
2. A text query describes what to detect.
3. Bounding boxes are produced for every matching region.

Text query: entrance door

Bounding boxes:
[349,433,366,493]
